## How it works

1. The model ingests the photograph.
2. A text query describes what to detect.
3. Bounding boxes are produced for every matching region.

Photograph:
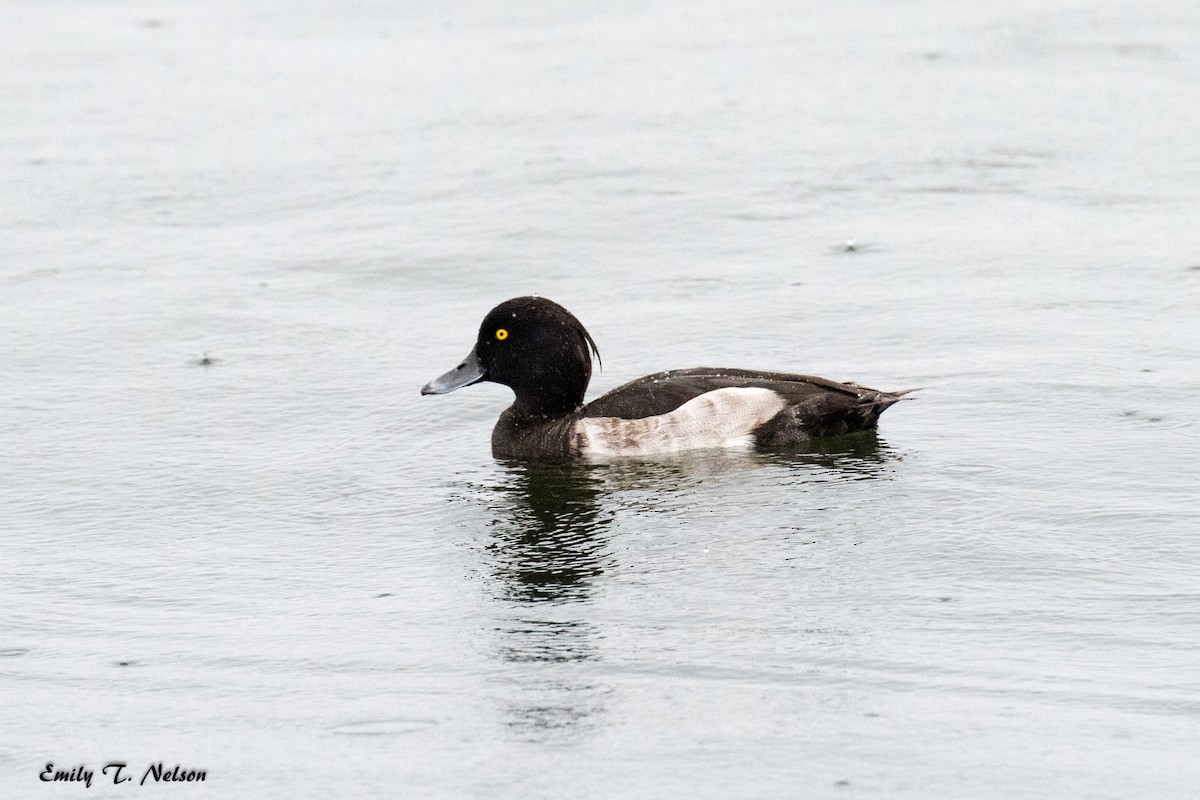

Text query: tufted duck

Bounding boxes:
[422,296,909,460]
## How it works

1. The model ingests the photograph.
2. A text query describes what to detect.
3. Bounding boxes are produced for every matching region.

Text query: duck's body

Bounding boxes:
[422,297,908,461]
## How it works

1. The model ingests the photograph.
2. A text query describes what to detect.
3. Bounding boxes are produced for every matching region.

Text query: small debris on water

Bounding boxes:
[833,239,882,255]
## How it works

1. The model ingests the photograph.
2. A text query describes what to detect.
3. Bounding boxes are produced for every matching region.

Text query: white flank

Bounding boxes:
[577,387,787,457]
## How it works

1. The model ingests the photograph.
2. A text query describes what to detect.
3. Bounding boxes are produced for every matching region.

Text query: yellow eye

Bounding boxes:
[495,328,508,341]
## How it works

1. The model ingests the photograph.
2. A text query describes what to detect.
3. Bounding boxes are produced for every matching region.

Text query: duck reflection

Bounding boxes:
[478,434,898,739]
[482,433,894,607]
[484,461,614,739]
[486,460,614,606]
[758,429,899,479]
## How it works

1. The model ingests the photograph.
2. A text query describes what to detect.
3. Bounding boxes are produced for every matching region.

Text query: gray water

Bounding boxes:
[3,1,1199,797]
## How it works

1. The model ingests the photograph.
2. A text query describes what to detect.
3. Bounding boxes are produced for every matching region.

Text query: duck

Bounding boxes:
[421,296,909,460]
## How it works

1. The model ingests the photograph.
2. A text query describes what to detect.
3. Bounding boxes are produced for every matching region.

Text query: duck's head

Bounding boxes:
[421,296,601,417]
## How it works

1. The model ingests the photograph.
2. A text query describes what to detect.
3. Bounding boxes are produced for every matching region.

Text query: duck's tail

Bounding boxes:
[807,386,917,437]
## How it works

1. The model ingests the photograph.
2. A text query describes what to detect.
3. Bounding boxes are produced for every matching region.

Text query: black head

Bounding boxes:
[421,297,601,418]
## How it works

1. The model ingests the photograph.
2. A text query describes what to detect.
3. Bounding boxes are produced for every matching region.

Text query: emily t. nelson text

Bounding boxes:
[40,762,207,787]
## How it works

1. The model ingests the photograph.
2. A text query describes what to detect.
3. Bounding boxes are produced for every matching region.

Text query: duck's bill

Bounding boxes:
[421,347,486,395]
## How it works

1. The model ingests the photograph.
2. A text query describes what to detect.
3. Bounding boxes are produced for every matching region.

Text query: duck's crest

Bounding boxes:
[510,295,601,369]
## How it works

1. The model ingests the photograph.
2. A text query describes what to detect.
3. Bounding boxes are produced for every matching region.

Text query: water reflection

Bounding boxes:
[483,461,614,739]
[486,461,614,605]
[496,619,598,664]
[757,430,900,480]
[477,435,898,739]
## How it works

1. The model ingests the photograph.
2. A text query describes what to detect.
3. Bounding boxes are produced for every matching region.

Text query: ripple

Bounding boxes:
[1119,410,1193,429]
[328,719,438,736]
[943,463,998,475]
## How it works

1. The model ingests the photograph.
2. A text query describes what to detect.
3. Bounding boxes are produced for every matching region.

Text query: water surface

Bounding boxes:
[2,0,1199,797]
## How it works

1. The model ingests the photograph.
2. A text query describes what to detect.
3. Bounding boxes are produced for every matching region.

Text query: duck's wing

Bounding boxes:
[581,367,908,439]
[582,367,889,417]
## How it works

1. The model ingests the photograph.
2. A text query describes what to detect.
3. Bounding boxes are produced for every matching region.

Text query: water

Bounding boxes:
[3,0,1199,796]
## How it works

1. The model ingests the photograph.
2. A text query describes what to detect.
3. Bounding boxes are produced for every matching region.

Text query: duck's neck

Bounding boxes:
[510,385,585,421]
